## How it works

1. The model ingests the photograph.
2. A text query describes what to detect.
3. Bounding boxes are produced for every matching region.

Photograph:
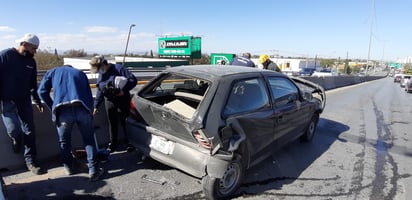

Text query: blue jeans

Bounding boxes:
[1,100,36,164]
[56,105,98,175]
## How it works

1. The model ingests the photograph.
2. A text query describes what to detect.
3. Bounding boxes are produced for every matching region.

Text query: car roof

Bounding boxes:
[165,65,280,80]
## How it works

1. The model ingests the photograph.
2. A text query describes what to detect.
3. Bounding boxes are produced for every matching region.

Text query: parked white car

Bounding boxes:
[400,74,411,88]
[312,68,337,77]
[394,73,402,83]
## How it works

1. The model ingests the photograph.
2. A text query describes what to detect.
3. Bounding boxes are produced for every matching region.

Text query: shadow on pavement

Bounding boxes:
[231,118,349,198]
[3,148,172,200]
[3,118,349,200]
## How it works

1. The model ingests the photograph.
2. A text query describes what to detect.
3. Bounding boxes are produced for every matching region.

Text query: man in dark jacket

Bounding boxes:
[90,56,137,153]
[38,65,104,181]
[230,52,255,67]
[0,33,44,175]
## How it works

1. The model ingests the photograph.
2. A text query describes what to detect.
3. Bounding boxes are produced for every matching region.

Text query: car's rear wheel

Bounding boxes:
[202,154,244,200]
[301,114,319,142]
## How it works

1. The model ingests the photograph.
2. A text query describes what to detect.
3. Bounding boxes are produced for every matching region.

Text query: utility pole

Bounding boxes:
[366,0,375,75]
[345,51,349,74]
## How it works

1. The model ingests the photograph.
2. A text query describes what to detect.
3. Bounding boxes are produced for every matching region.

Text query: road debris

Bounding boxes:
[141,174,166,185]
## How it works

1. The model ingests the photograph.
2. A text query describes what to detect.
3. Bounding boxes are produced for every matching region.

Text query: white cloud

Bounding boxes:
[160,32,193,37]
[135,32,156,38]
[0,26,16,32]
[84,26,118,33]
[34,32,158,54]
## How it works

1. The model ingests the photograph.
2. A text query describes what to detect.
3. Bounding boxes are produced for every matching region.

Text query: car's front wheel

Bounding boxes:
[301,114,319,142]
[202,154,244,200]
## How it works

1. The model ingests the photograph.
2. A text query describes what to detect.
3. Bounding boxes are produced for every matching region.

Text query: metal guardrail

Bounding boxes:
[37,68,163,87]
[37,68,164,77]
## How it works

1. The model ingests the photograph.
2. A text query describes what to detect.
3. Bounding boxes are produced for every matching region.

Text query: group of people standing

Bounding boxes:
[1,33,282,182]
[230,52,281,72]
[0,33,137,182]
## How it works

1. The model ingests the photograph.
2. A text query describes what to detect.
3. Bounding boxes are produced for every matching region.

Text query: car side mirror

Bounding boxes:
[287,94,298,103]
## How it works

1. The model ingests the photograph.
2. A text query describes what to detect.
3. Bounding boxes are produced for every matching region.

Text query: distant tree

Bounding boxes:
[63,49,87,57]
[192,54,210,65]
[320,59,335,68]
[350,66,361,74]
[404,64,412,74]
[35,49,63,70]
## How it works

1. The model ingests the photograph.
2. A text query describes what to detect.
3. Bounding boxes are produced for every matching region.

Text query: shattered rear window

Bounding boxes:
[141,73,210,119]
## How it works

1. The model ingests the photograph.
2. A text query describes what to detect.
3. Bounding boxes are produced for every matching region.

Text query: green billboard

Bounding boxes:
[389,62,401,69]
[210,53,235,65]
[158,36,201,59]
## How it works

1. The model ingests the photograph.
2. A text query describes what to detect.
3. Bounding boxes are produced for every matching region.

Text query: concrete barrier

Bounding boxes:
[302,75,385,90]
[0,104,115,171]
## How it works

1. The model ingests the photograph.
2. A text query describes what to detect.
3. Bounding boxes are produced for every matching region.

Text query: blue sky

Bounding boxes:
[0,0,410,61]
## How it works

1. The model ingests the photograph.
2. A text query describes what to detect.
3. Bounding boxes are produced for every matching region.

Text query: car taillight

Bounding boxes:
[130,99,137,115]
[192,129,212,150]
[129,99,144,123]
[130,99,136,111]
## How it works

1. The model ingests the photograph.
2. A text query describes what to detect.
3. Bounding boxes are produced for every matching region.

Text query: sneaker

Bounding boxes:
[63,163,80,176]
[126,144,135,152]
[26,163,44,175]
[136,154,146,165]
[11,137,22,153]
[106,143,117,153]
[96,149,110,163]
[64,165,74,175]
[89,168,104,182]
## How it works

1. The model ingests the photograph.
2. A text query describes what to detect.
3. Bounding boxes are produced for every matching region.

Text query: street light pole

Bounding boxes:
[123,24,136,66]
[366,0,374,76]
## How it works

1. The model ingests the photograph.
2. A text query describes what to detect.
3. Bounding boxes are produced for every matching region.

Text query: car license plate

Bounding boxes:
[149,135,175,155]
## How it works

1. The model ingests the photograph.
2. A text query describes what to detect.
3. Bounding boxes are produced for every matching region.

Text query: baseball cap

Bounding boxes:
[89,55,105,66]
[16,33,40,46]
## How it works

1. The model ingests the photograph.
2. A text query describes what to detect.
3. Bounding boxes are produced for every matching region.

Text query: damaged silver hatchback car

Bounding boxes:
[126,65,326,199]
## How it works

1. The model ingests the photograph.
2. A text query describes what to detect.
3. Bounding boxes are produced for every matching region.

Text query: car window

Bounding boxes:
[268,77,299,107]
[151,73,209,96]
[223,78,269,116]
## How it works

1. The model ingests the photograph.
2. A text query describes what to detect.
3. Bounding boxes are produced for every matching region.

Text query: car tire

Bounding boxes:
[202,154,244,200]
[301,114,319,142]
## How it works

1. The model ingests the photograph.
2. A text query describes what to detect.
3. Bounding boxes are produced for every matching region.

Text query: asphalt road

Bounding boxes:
[3,76,412,200]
